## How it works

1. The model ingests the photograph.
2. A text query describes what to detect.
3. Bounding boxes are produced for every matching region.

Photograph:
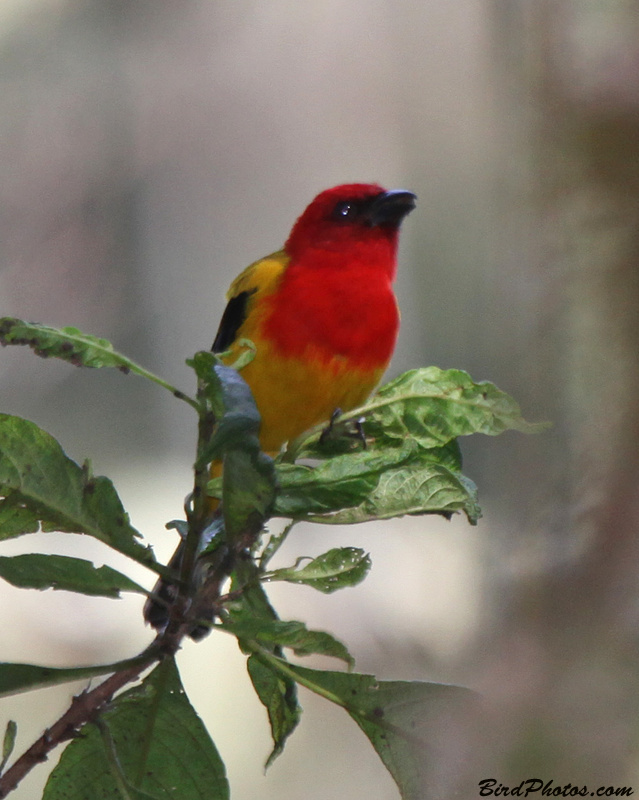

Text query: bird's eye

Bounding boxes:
[332,201,358,221]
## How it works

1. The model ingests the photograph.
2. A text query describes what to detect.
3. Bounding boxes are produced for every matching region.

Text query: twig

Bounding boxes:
[0,651,158,798]
[0,531,242,797]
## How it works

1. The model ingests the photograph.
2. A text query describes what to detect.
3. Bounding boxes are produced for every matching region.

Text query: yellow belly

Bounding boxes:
[226,339,383,453]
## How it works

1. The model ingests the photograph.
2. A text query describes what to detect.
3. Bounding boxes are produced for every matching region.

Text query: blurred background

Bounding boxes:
[1,0,639,797]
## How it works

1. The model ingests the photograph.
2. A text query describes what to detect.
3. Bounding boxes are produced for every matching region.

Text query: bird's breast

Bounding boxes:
[222,261,400,452]
[261,266,399,370]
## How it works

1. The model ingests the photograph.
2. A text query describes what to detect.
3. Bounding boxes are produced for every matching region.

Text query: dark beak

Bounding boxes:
[365,189,417,227]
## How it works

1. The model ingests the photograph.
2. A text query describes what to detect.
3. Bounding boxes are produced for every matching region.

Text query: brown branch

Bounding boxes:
[0,652,159,798]
[0,536,244,797]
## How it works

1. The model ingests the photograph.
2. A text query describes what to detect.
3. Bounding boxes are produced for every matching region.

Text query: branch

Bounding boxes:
[0,532,239,798]
[0,649,159,798]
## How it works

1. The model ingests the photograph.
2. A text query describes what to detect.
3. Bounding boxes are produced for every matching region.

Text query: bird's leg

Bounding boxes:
[354,416,367,449]
[320,408,367,449]
[319,407,343,445]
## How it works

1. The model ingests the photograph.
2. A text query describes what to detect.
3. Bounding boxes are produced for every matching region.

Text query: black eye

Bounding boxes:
[332,200,359,221]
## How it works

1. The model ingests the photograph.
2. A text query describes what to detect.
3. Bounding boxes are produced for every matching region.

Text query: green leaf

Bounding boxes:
[0,318,129,369]
[424,439,463,472]
[230,570,279,624]
[322,462,481,526]
[222,448,276,546]
[274,367,541,527]
[0,501,40,541]
[43,658,229,800]
[274,448,481,525]
[0,318,196,408]
[0,554,146,597]
[362,367,548,448]
[246,655,300,769]
[188,358,261,460]
[274,450,389,517]
[266,547,371,594]
[266,659,477,800]
[0,657,149,699]
[222,338,257,371]
[290,367,547,461]
[221,614,354,667]
[0,720,17,773]
[228,575,301,766]
[0,414,159,570]
[258,521,296,570]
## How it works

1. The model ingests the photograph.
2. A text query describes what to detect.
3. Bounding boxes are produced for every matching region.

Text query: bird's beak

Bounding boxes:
[365,190,417,227]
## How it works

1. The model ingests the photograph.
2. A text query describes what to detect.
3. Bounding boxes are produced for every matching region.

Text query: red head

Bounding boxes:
[285,183,416,279]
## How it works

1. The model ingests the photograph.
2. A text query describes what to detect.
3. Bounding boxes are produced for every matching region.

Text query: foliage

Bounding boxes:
[0,317,542,799]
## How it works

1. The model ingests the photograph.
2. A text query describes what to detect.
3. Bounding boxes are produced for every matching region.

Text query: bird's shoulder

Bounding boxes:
[226,249,290,300]
[212,250,290,353]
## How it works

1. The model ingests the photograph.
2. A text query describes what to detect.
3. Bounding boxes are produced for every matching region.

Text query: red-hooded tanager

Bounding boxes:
[145,183,415,632]
[212,182,416,452]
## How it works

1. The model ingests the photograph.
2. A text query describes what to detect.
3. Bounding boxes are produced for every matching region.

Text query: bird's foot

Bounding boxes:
[320,408,367,449]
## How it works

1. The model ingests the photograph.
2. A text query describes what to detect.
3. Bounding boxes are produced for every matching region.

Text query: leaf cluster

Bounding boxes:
[0,318,543,799]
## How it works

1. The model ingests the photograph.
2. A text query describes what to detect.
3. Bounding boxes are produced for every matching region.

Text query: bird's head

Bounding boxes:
[285,183,416,276]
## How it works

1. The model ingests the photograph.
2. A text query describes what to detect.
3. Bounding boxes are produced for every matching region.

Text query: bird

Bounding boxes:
[211,182,416,454]
[144,183,416,633]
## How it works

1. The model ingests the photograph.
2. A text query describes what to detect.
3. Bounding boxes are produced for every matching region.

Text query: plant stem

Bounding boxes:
[133,658,170,787]
[119,359,200,411]
[250,647,346,708]
[96,719,136,800]
[176,382,218,605]
[0,651,159,798]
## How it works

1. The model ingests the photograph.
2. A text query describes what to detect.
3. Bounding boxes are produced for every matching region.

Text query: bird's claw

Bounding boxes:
[320,408,367,449]
[320,408,343,445]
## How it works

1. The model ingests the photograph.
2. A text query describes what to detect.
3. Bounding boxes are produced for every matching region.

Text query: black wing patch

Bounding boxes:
[212,289,256,353]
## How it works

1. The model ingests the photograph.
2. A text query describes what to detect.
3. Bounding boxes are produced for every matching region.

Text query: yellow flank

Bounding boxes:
[218,250,383,453]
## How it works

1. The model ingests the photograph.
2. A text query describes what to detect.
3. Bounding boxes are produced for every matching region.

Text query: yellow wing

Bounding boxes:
[212,250,289,354]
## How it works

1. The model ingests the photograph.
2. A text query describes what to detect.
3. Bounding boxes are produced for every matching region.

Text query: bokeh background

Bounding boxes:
[1,1,639,798]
